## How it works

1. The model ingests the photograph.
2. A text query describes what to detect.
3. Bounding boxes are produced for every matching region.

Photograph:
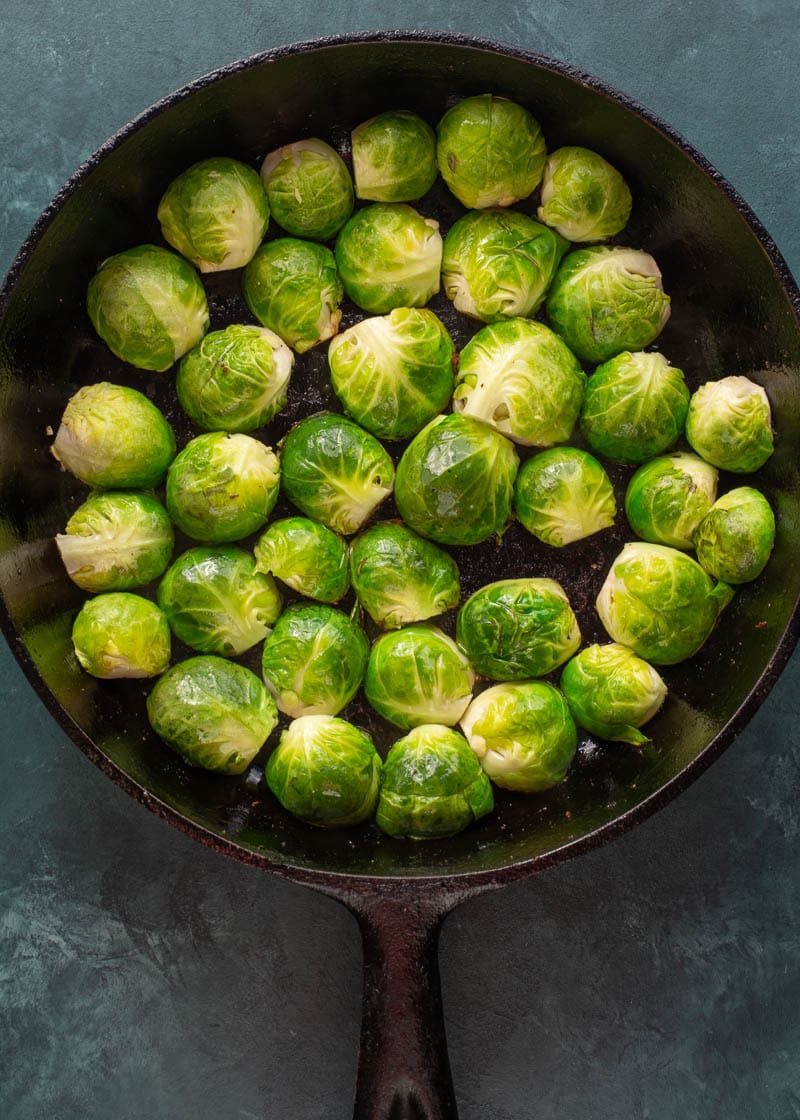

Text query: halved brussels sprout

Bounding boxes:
[546,247,671,364]
[56,491,174,592]
[280,413,394,535]
[157,156,270,272]
[560,643,667,746]
[87,244,210,371]
[260,138,354,241]
[442,210,568,322]
[176,324,293,432]
[376,724,494,839]
[254,517,350,603]
[157,546,283,655]
[365,625,475,730]
[453,319,586,447]
[685,376,774,473]
[460,681,577,792]
[693,487,775,584]
[395,414,519,546]
[266,714,382,828]
[457,578,580,680]
[537,147,632,242]
[514,447,616,547]
[328,308,455,439]
[624,453,718,549]
[166,432,280,543]
[596,542,734,664]
[72,592,171,679]
[580,351,689,463]
[352,110,438,202]
[436,94,546,209]
[52,382,176,489]
[147,655,277,774]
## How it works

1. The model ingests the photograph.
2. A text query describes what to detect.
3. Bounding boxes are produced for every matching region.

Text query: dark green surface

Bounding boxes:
[2,4,799,1118]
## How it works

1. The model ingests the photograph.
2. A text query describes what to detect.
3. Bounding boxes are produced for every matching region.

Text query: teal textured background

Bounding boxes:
[2,4,799,1119]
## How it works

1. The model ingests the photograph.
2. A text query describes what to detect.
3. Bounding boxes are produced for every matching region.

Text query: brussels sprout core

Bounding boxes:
[365,625,475,730]
[352,110,438,202]
[624,453,718,549]
[685,376,774,473]
[260,138,354,241]
[693,487,775,584]
[254,517,350,603]
[537,147,632,242]
[514,448,616,547]
[560,643,667,745]
[72,593,171,679]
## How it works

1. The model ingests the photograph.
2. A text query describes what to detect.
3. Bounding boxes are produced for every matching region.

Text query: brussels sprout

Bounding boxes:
[625,453,718,549]
[335,203,442,314]
[166,432,280,543]
[242,238,343,354]
[87,244,210,371]
[436,94,546,209]
[560,643,667,746]
[457,578,580,681]
[453,319,586,447]
[147,655,277,774]
[596,542,734,665]
[546,247,671,364]
[514,448,616,547]
[352,110,438,202]
[365,625,475,730]
[260,138,354,241]
[261,603,369,718]
[460,681,578,792]
[254,517,349,603]
[537,147,632,242]
[157,157,270,272]
[376,724,494,839]
[580,351,689,464]
[280,413,394,535]
[55,491,174,592]
[442,210,568,322]
[266,714,382,827]
[52,382,176,489]
[685,376,774,473]
[349,522,460,629]
[395,414,519,546]
[72,592,171,679]
[693,487,776,584]
[328,308,455,440]
[176,324,293,432]
[157,546,283,656]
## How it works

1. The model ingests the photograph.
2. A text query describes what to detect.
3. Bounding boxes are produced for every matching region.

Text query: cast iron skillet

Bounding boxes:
[1,31,799,1119]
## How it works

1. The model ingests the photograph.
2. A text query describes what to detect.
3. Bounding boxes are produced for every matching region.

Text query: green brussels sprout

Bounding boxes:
[266,714,382,828]
[537,147,632,242]
[560,643,667,746]
[376,724,494,839]
[176,324,293,432]
[395,414,519,546]
[685,376,774,473]
[442,209,568,322]
[166,432,280,543]
[55,491,174,592]
[435,94,546,209]
[51,382,176,489]
[260,138,354,241]
[580,351,689,463]
[365,625,475,730]
[596,542,734,665]
[157,546,282,655]
[546,247,671,364]
[693,487,776,584]
[514,447,616,547]
[352,110,438,202]
[261,603,369,718]
[349,522,460,629]
[87,244,210,371]
[146,655,277,774]
[254,517,349,603]
[280,413,394,535]
[453,319,586,447]
[335,203,442,314]
[625,453,718,549]
[242,238,343,354]
[72,592,171,679]
[460,681,578,792]
[328,308,455,440]
[157,156,270,272]
[456,578,580,681]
